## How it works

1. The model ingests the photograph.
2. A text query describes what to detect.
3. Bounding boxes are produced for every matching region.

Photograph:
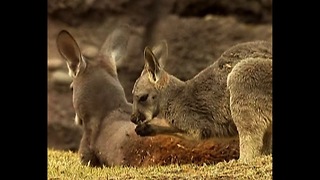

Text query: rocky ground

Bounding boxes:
[47,0,272,158]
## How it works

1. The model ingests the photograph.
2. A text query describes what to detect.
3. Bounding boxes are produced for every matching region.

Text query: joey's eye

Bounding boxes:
[139,94,149,102]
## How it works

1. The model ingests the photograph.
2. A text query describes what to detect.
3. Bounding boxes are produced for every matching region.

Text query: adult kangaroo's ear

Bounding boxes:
[151,40,168,68]
[56,30,86,78]
[99,24,131,72]
[144,47,161,83]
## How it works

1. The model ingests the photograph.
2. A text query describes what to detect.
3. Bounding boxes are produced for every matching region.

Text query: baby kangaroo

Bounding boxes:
[56,25,134,167]
[56,25,240,167]
[131,40,272,162]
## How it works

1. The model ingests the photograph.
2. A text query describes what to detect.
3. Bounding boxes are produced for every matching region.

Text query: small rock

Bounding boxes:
[51,71,72,86]
[204,15,214,21]
[48,58,64,71]
[82,45,98,58]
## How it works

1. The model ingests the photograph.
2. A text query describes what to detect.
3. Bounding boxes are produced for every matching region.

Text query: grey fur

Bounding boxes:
[56,25,134,166]
[131,40,272,162]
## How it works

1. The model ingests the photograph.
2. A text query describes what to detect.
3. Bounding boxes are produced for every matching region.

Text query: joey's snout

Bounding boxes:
[130,112,146,124]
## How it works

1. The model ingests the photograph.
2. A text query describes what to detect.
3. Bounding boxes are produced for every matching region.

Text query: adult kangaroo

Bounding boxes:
[56,25,239,167]
[131,40,272,162]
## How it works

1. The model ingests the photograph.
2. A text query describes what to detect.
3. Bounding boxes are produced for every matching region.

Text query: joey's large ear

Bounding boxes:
[151,40,168,68]
[99,24,131,75]
[144,47,161,83]
[56,30,86,78]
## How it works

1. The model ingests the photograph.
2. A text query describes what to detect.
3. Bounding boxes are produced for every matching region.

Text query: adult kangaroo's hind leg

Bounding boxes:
[227,57,272,163]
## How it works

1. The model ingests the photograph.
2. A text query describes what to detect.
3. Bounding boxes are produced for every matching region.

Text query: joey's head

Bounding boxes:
[130,40,169,124]
[56,25,130,126]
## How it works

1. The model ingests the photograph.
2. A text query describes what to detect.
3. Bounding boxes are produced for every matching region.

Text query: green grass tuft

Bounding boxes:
[48,149,272,179]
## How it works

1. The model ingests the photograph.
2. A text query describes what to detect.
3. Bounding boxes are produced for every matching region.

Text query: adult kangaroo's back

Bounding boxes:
[131,40,272,162]
[56,25,240,167]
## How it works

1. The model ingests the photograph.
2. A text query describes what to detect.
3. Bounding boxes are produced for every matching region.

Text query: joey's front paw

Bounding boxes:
[135,123,154,136]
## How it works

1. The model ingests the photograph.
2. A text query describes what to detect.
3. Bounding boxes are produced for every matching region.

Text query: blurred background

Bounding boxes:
[47,0,272,152]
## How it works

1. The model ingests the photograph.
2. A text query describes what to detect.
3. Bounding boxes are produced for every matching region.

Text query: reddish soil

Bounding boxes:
[124,136,239,166]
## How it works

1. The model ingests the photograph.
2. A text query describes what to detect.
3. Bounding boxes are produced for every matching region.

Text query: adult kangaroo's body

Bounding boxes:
[56,25,239,167]
[131,40,272,162]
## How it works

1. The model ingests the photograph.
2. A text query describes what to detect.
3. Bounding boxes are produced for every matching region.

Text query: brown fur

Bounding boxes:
[56,25,239,167]
[131,40,272,162]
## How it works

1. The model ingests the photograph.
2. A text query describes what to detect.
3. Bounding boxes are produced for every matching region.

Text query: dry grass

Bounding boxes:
[48,149,272,179]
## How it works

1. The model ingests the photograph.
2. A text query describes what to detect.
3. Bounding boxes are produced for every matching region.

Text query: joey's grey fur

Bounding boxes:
[56,25,133,166]
[131,40,272,162]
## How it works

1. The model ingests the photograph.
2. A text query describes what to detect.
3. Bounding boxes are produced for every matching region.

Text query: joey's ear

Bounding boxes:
[151,40,168,68]
[144,47,161,83]
[56,30,86,78]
